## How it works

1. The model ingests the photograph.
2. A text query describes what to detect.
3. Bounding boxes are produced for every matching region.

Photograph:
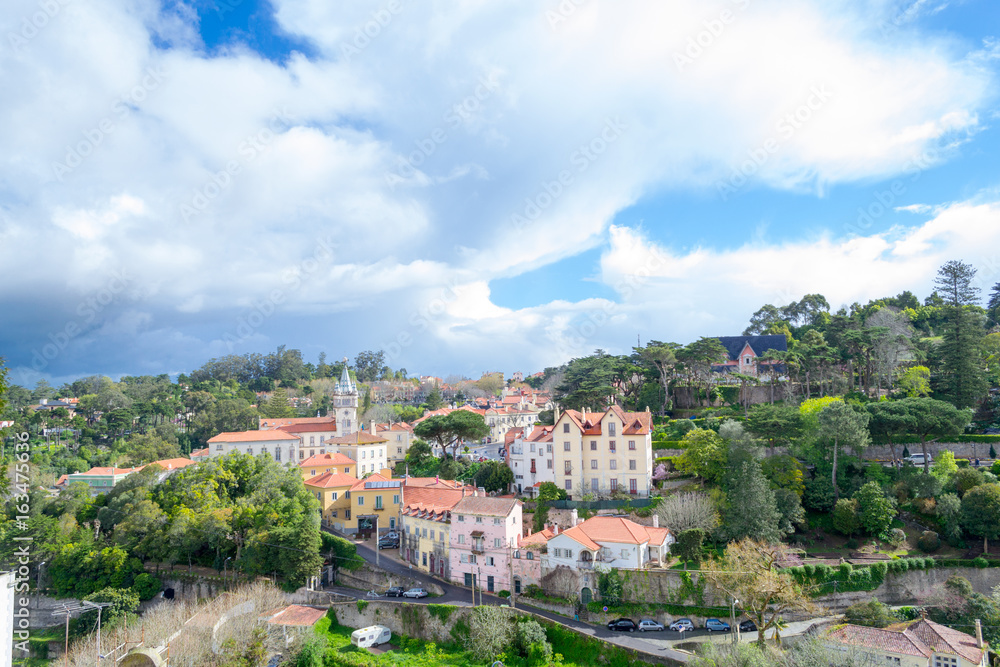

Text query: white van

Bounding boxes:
[350,625,392,649]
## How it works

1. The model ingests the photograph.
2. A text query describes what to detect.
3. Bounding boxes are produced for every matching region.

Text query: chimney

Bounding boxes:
[976,619,984,649]
[371,420,376,434]
[652,514,659,528]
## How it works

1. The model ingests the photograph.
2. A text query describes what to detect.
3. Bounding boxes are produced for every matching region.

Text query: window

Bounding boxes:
[514,577,522,594]
[422,552,427,566]
[346,509,351,519]
[362,451,367,459]
[563,441,571,451]
[331,510,338,517]
[405,525,411,534]
[610,479,618,491]
[393,494,400,504]
[469,554,477,564]
[358,496,364,506]
[494,518,502,525]
[311,470,316,476]
[397,447,402,454]
[553,548,562,558]
[299,450,304,459]
[331,492,338,500]
[486,557,495,567]
[440,532,445,542]
[430,530,435,540]
[628,440,636,450]
[565,549,573,558]
[564,461,572,474]
[621,549,628,558]
[375,495,384,510]
[610,459,617,470]
[527,551,534,560]
[310,436,315,445]
[547,444,552,453]
[609,422,616,436]
[591,460,598,469]
[547,459,553,469]
[884,658,900,665]
[422,528,427,538]
[591,478,599,491]
[458,515,465,522]
[316,492,321,501]
[563,423,570,433]
[345,491,350,498]
[274,448,281,461]
[460,553,468,563]
[344,467,350,473]
[514,550,520,559]
[565,480,572,490]
[590,441,597,450]
[494,538,502,548]
[309,449,314,457]
[530,443,536,453]
[933,658,957,667]
[458,534,466,544]
[216,444,223,451]
[609,440,616,452]
[629,459,636,470]
[475,516,483,523]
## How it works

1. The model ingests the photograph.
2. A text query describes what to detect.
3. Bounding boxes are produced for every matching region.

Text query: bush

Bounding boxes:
[871,561,888,580]
[886,528,906,548]
[839,563,853,579]
[917,531,940,553]
[844,599,900,628]
[844,538,859,550]
[498,590,511,599]
[131,573,161,601]
[973,557,989,568]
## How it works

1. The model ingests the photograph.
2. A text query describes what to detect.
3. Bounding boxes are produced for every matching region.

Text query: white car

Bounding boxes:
[402,588,428,598]
[904,453,932,465]
[638,619,665,632]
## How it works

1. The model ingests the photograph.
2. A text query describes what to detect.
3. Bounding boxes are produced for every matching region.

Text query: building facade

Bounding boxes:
[448,496,523,594]
[824,619,988,667]
[327,431,389,477]
[299,452,356,479]
[349,473,402,535]
[550,406,654,498]
[206,430,302,464]
[508,425,555,495]
[304,472,356,529]
[544,516,672,571]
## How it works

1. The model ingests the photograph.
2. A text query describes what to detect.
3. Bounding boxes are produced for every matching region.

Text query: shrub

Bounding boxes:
[803,564,816,577]
[844,538,859,550]
[498,590,511,599]
[911,497,936,515]
[131,573,161,601]
[844,599,900,628]
[871,561,888,580]
[886,528,906,548]
[973,557,989,568]
[839,563,853,579]
[917,531,940,552]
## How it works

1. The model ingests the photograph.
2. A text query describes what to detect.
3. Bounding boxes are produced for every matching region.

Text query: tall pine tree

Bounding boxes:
[933,260,987,409]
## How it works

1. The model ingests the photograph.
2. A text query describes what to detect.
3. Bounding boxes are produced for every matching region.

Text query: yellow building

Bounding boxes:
[304,471,357,530]
[349,471,402,536]
[400,481,472,579]
[299,452,356,480]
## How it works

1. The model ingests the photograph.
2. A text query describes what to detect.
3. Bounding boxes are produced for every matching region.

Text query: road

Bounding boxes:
[329,532,693,663]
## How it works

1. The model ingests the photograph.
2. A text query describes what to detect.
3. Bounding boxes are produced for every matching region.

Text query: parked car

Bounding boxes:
[402,588,428,598]
[668,618,694,632]
[385,586,405,597]
[904,453,932,465]
[739,619,757,633]
[382,531,399,540]
[606,618,637,632]
[377,537,399,550]
[705,618,731,632]
[638,619,665,632]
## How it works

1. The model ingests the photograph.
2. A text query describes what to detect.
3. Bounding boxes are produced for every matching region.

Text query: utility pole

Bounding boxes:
[508,542,516,609]
[375,515,380,569]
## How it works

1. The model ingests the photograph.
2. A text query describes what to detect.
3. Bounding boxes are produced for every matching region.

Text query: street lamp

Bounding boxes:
[37,561,46,593]
[731,598,740,645]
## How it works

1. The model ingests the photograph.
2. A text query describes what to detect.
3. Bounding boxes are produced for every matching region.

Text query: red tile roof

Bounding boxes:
[73,466,141,476]
[304,472,359,489]
[560,516,671,550]
[145,458,197,471]
[326,431,388,445]
[453,495,520,517]
[519,528,554,547]
[208,430,300,443]
[826,619,986,664]
[277,422,339,434]
[349,472,400,492]
[300,452,355,468]
[259,417,335,430]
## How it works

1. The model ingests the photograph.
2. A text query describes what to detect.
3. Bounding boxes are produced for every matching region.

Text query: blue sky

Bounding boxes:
[2,0,1000,387]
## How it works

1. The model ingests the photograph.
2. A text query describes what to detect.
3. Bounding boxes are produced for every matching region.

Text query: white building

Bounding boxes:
[508,425,555,495]
[545,516,672,571]
[206,430,301,463]
[332,365,359,437]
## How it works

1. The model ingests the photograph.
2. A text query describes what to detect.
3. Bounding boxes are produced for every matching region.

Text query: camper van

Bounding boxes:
[350,625,392,649]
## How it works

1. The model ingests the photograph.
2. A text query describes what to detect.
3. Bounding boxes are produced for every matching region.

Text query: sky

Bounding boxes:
[2,0,1000,387]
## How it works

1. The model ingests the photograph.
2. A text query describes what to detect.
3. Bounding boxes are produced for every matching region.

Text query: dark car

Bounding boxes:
[385,586,405,597]
[739,619,757,633]
[607,618,637,632]
[377,536,399,550]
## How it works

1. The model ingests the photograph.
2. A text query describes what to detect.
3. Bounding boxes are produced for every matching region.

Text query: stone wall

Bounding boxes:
[865,442,998,461]
[161,577,226,602]
[816,566,1000,612]
[334,562,444,596]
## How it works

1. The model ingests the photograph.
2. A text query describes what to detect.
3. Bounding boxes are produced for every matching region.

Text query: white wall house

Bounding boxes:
[544,516,672,571]
[508,425,555,495]
[206,430,302,464]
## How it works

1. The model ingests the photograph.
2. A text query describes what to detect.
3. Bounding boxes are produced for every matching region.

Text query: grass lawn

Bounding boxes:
[311,613,657,667]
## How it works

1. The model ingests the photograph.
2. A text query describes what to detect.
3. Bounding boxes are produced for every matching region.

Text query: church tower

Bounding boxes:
[333,360,358,436]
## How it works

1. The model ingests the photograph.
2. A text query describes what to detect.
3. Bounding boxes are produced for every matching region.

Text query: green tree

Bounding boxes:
[853,482,897,537]
[937,493,963,543]
[817,402,870,502]
[676,428,727,485]
[745,404,803,457]
[866,400,919,464]
[933,260,988,409]
[721,459,781,543]
[961,484,1000,553]
[951,468,985,496]
[932,451,959,481]
[774,488,805,536]
[672,528,705,569]
[536,481,567,502]
[902,397,970,474]
[260,387,295,418]
[832,499,861,536]
[843,599,900,628]
[635,340,681,415]
[424,384,444,410]
[898,366,932,398]
[413,411,491,460]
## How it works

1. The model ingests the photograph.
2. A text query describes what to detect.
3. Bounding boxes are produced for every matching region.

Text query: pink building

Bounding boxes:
[511,527,553,594]
[449,495,522,594]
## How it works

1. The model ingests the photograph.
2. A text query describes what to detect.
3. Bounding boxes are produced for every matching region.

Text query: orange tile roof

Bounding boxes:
[349,472,401,492]
[377,422,413,432]
[74,466,141,476]
[560,516,670,550]
[266,605,326,627]
[560,525,601,551]
[504,428,524,445]
[402,486,471,516]
[190,448,210,457]
[404,477,465,489]
[519,528,554,547]
[278,422,339,434]
[526,425,553,442]
[55,474,69,486]
[300,452,355,468]
[558,408,652,436]
[326,431,388,445]
[208,430,300,443]
[825,619,986,664]
[304,472,359,489]
[146,458,197,471]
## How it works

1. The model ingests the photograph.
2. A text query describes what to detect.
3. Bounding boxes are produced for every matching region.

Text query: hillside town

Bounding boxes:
[5,269,1000,666]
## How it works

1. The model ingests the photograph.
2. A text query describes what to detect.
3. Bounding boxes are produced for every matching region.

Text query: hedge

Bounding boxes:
[876,434,1000,444]
[785,557,939,596]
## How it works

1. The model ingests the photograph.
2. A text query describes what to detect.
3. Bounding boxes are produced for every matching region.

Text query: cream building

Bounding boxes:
[550,406,654,498]
[206,430,301,464]
[375,421,414,468]
[825,619,988,667]
[327,431,389,477]
[399,479,472,578]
